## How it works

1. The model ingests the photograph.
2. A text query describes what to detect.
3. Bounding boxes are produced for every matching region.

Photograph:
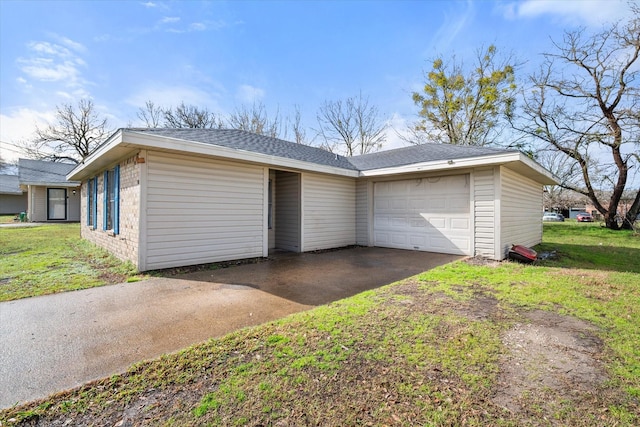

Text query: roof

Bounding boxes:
[68,128,558,185]
[129,128,358,170]
[18,159,80,186]
[0,174,23,195]
[349,143,516,171]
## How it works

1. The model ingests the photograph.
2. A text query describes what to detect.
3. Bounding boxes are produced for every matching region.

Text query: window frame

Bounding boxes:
[87,178,98,229]
[102,166,120,234]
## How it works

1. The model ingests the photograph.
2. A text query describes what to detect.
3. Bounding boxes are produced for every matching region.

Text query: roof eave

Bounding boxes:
[69,129,360,180]
[19,181,80,188]
[359,152,559,185]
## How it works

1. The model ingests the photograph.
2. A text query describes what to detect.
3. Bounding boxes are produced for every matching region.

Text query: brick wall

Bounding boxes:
[80,155,140,267]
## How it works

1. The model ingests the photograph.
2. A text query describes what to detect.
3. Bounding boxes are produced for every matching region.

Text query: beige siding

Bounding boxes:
[499,166,543,259]
[26,186,80,222]
[145,151,265,270]
[28,186,47,222]
[302,173,356,251]
[67,188,81,221]
[274,170,301,252]
[355,180,370,246]
[473,167,496,259]
[0,194,27,215]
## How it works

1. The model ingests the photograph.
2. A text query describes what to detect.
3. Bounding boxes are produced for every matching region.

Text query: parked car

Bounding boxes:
[576,212,594,222]
[543,212,565,222]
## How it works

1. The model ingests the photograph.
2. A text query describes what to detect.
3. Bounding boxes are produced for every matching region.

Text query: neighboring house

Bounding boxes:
[67,128,557,271]
[18,159,81,222]
[0,174,27,215]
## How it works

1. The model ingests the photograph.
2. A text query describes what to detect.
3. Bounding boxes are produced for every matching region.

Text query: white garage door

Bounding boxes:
[374,175,471,255]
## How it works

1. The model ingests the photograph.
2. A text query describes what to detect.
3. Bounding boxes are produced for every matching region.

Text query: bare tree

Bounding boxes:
[410,45,518,146]
[288,104,306,144]
[137,100,163,128]
[316,92,387,156]
[515,7,640,229]
[163,102,225,129]
[227,102,281,138]
[24,99,110,163]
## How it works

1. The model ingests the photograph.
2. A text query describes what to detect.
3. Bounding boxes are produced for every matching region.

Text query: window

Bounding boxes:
[47,188,67,220]
[103,166,120,234]
[87,178,98,228]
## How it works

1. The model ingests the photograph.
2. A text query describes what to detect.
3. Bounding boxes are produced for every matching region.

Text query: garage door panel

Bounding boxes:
[409,235,427,247]
[392,199,406,210]
[391,216,408,228]
[429,217,447,229]
[451,218,470,229]
[374,175,471,256]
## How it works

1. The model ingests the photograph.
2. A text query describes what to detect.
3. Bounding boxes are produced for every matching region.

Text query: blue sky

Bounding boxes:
[0,0,631,161]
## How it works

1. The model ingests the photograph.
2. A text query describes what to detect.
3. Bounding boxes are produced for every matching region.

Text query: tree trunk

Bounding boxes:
[623,189,640,230]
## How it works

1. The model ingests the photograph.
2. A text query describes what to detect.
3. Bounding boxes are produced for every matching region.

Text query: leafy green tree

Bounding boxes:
[411,45,517,146]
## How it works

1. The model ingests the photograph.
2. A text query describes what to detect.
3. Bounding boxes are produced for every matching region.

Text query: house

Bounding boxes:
[67,128,557,271]
[18,159,81,222]
[0,174,27,215]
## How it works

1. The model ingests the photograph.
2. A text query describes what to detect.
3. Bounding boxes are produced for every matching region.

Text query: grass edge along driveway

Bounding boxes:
[1,222,639,426]
[0,223,141,302]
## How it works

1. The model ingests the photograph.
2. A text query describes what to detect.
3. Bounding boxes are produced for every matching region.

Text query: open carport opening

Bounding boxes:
[269,169,301,254]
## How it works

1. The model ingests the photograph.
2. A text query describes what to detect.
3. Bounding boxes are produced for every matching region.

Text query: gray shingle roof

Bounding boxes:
[18,159,79,184]
[129,128,359,170]
[0,174,23,194]
[349,143,516,171]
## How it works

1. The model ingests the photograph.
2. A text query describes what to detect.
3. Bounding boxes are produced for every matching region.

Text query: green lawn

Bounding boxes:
[1,222,639,426]
[0,223,141,301]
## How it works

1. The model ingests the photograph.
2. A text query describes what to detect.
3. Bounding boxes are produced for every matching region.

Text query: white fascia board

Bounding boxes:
[20,181,80,187]
[121,131,360,178]
[66,130,125,181]
[359,151,559,185]
[359,152,523,177]
[514,152,559,185]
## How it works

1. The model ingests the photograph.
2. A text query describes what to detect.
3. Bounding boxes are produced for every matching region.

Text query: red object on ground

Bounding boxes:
[508,244,537,263]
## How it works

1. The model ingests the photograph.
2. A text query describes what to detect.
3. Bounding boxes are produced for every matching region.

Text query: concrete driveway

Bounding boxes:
[0,247,461,409]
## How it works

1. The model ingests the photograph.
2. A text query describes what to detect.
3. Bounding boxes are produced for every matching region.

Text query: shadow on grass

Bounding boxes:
[534,242,640,274]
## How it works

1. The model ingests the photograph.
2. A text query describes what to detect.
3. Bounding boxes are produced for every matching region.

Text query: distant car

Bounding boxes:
[576,212,594,222]
[543,212,565,222]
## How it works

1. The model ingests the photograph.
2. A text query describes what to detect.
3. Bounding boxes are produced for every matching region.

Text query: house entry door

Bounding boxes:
[47,188,67,220]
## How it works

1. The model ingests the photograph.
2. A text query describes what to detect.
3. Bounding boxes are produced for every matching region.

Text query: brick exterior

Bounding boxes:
[80,155,140,266]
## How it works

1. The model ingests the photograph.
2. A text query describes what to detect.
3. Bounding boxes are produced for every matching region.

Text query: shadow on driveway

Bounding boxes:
[0,247,461,409]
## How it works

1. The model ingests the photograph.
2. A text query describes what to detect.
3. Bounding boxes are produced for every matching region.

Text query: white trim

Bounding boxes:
[469,170,476,257]
[358,153,520,177]
[20,181,80,187]
[262,167,269,257]
[367,180,374,246]
[494,166,502,260]
[68,130,359,181]
[138,149,148,271]
[299,173,305,252]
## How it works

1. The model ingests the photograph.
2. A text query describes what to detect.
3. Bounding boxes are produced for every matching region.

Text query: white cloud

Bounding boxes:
[190,22,206,31]
[381,113,413,151]
[0,108,57,161]
[125,85,223,124]
[236,84,265,104]
[160,16,180,24]
[142,1,157,8]
[17,37,89,93]
[19,58,81,82]
[430,0,475,52]
[503,0,629,27]
[53,35,87,53]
